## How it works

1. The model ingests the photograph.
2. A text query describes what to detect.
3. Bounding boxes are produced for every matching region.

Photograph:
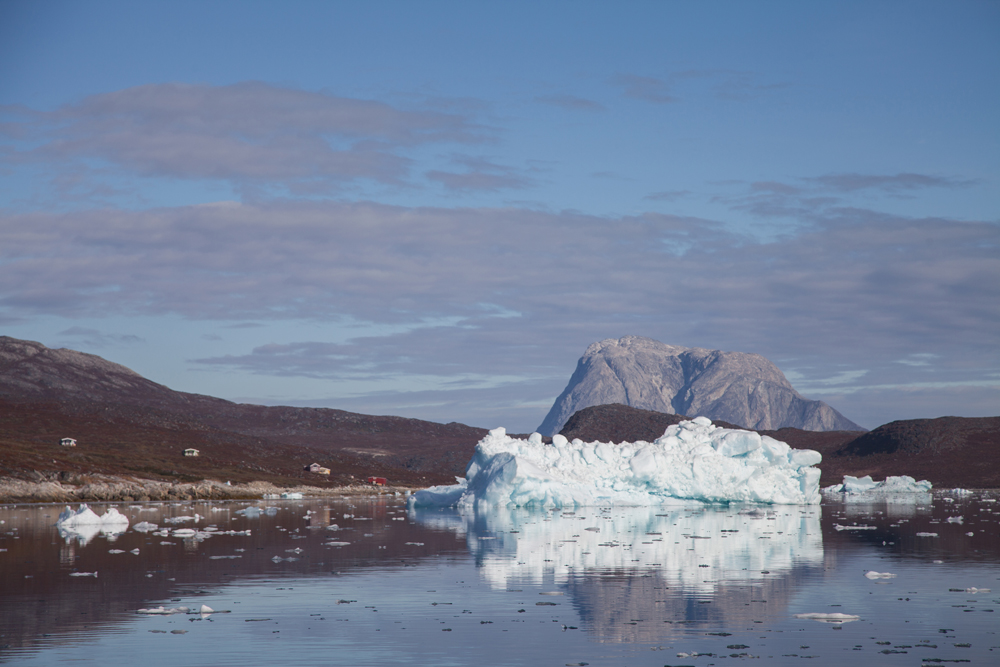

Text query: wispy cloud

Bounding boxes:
[609,74,677,104]
[806,173,974,193]
[0,82,490,196]
[534,94,605,111]
[58,327,144,347]
[426,155,535,192]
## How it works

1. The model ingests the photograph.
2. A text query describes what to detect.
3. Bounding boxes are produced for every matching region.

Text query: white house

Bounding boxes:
[183,448,200,457]
[60,438,77,447]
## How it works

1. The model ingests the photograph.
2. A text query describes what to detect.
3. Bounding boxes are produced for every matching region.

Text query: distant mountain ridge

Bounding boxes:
[538,336,864,435]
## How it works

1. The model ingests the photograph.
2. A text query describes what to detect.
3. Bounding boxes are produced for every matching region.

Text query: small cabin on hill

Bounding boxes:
[60,438,77,447]
[183,448,200,457]
[367,476,387,486]
[304,462,331,475]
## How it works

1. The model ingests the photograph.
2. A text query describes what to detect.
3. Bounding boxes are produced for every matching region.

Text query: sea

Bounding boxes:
[1,491,997,666]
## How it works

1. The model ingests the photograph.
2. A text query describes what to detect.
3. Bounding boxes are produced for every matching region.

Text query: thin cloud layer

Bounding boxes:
[2,197,996,409]
[1,82,488,193]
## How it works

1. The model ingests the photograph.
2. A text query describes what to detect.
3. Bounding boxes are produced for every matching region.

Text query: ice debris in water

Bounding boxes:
[794,612,860,624]
[69,571,98,577]
[865,571,897,579]
[410,418,823,508]
[823,475,932,495]
[133,521,158,532]
[57,504,130,529]
[137,606,190,615]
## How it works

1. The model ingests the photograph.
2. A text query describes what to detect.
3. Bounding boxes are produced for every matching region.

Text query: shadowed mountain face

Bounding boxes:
[538,336,864,436]
[0,336,488,485]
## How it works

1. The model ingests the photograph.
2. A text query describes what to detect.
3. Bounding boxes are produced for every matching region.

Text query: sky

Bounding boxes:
[1,1,997,432]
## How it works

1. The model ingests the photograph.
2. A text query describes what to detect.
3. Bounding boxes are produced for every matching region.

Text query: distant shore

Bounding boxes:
[0,475,415,504]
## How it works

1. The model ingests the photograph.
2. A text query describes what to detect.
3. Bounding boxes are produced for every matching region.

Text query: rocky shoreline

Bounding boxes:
[0,475,415,504]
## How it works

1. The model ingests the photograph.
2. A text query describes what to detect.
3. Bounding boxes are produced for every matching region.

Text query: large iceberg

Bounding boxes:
[410,417,823,508]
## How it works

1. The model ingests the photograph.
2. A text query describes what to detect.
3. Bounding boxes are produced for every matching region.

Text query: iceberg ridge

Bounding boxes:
[410,417,822,508]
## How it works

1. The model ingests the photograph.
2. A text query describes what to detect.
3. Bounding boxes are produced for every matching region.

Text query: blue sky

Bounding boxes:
[1,1,997,431]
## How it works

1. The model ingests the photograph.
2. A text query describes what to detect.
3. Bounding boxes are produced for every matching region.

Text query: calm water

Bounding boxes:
[1,491,998,666]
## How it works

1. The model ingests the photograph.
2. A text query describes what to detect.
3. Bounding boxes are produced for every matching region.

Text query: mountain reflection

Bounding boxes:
[410,504,825,641]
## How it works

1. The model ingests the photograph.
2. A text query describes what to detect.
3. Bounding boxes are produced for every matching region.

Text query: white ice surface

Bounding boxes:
[56,504,130,545]
[823,475,932,495]
[411,418,823,508]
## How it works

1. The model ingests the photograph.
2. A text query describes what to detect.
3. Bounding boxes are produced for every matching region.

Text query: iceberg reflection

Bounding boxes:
[412,504,824,640]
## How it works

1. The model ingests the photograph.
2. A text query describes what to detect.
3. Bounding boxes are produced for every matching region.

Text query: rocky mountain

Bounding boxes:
[538,336,864,435]
[0,336,489,485]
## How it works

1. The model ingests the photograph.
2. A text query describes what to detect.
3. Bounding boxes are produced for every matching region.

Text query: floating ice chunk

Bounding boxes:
[966,532,974,537]
[133,521,158,532]
[137,606,189,615]
[834,524,876,531]
[947,516,964,524]
[264,492,304,499]
[130,548,140,555]
[916,532,939,537]
[865,571,897,579]
[794,612,860,624]
[172,528,197,537]
[410,420,823,509]
[324,541,351,546]
[56,504,130,544]
[57,504,130,529]
[108,549,125,554]
[965,587,990,594]
[163,515,200,524]
[826,475,932,495]
[69,572,98,577]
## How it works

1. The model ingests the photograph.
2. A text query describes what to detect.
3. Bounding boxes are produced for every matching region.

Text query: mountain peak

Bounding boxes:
[538,336,863,435]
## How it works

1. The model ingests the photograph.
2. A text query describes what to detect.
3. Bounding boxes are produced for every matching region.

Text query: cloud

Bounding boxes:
[0,82,488,194]
[1,195,996,429]
[609,74,677,104]
[426,154,535,192]
[643,190,691,202]
[534,94,605,111]
[806,173,974,193]
[58,327,144,347]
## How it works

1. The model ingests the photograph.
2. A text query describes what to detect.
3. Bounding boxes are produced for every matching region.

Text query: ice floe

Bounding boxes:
[56,504,130,545]
[824,475,932,495]
[132,521,158,532]
[794,612,860,624]
[411,418,823,509]
[865,571,897,579]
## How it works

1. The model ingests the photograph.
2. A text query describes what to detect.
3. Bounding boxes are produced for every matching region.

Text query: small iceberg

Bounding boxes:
[410,418,823,509]
[57,504,130,529]
[824,475,932,495]
[137,606,190,615]
[133,521,159,532]
[56,504,130,545]
[794,612,860,624]
[865,571,897,579]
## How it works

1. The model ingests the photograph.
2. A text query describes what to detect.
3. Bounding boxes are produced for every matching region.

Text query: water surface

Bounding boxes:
[1,491,997,665]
